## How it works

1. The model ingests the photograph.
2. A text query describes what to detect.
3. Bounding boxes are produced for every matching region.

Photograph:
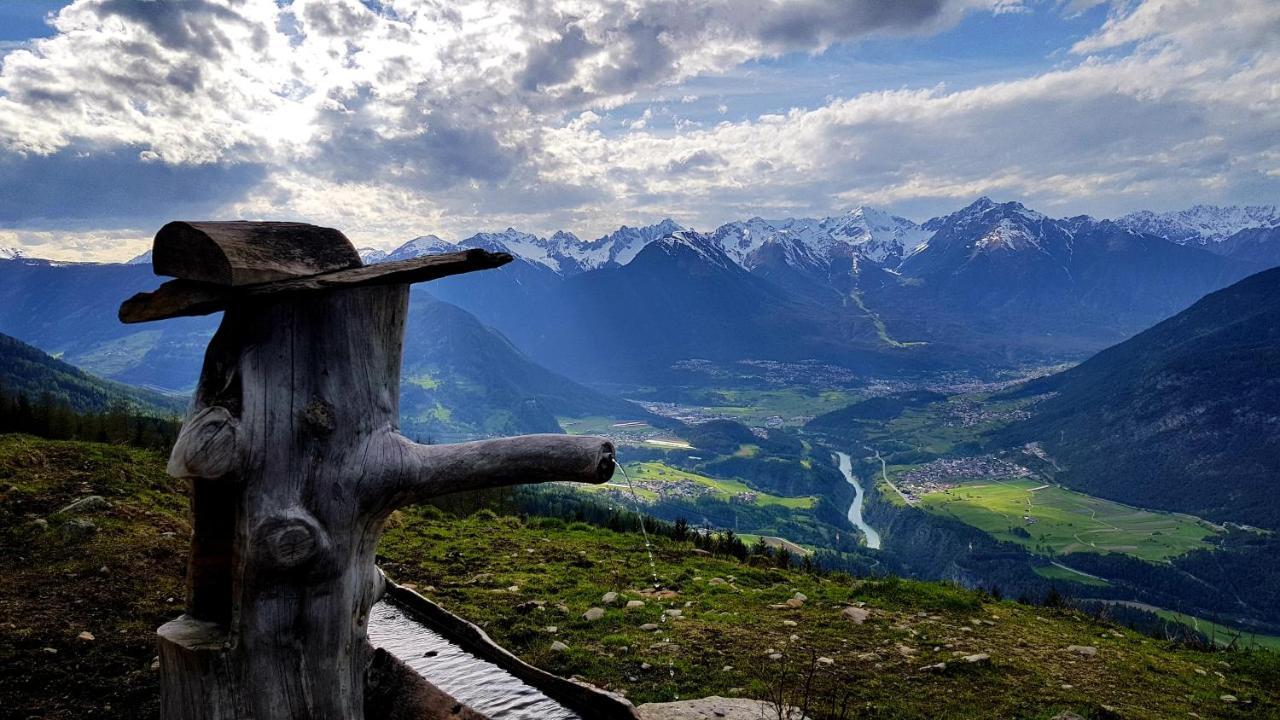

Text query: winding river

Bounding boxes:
[835,451,882,550]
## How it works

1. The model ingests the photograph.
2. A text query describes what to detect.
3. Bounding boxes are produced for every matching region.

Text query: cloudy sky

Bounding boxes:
[0,0,1276,261]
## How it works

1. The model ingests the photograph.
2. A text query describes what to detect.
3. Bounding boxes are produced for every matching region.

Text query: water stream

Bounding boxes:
[835,451,882,550]
[617,463,661,589]
[367,601,580,720]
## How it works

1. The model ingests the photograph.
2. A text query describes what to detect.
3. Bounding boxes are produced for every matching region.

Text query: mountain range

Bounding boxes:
[374,199,1268,381]
[366,201,1277,278]
[0,257,654,438]
[7,197,1275,403]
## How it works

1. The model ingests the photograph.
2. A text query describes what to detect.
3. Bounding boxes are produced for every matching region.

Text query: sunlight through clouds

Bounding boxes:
[0,0,1275,260]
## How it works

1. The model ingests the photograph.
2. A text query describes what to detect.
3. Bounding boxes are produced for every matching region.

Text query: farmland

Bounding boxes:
[609,461,816,510]
[916,477,1220,563]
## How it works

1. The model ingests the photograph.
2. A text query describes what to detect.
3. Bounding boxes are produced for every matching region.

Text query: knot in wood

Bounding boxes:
[303,398,336,434]
[255,512,329,571]
[167,405,239,479]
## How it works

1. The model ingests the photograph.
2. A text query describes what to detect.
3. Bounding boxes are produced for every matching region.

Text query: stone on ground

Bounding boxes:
[637,696,807,720]
[841,606,869,624]
[583,607,605,621]
[55,495,109,516]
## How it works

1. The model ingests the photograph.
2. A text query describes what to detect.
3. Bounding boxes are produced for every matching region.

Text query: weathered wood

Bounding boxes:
[119,249,512,323]
[168,406,240,479]
[157,616,244,718]
[154,221,361,286]
[158,282,613,720]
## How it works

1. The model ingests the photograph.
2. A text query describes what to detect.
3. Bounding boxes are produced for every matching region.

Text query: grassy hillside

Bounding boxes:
[0,332,183,415]
[401,293,661,440]
[2,435,1277,719]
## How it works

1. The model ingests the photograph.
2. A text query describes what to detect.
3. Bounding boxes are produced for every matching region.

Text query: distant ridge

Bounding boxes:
[999,265,1280,529]
[0,331,182,415]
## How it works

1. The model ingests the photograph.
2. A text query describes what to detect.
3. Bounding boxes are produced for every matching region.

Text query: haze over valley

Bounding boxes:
[4,197,1279,646]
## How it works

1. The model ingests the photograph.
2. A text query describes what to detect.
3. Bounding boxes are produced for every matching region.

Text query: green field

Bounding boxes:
[559,416,693,450]
[917,477,1220,562]
[1154,610,1280,652]
[687,388,858,424]
[1033,563,1110,587]
[618,461,816,509]
[560,415,661,435]
[736,533,813,555]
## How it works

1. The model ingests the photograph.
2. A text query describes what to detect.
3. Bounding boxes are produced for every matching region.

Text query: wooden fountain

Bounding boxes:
[120,221,616,720]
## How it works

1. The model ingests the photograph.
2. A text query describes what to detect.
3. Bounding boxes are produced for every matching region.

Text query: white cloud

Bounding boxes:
[0,0,1276,261]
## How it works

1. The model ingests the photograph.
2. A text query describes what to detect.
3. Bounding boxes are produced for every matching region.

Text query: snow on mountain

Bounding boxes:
[126,250,152,264]
[909,197,1049,259]
[1116,205,1280,246]
[647,230,739,272]
[1,248,26,260]
[466,229,561,270]
[707,217,784,266]
[356,247,388,264]
[383,220,686,275]
[386,234,453,262]
[566,219,685,269]
[815,206,933,263]
[708,206,929,269]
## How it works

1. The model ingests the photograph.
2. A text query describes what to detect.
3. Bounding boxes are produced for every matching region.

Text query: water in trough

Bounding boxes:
[367,601,581,720]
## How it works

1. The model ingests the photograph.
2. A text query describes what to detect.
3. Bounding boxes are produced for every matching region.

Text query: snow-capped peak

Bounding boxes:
[464,228,561,270]
[650,230,738,271]
[819,206,931,263]
[356,247,389,264]
[126,250,152,265]
[1116,205,1280,245]
[555,219,686,270]
[384,220,689,276]
[0,247,25,260]
[706,206,928,268]
[386,234,453,262]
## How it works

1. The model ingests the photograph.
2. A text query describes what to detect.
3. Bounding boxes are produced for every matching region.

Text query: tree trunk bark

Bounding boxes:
[158,284,614,719]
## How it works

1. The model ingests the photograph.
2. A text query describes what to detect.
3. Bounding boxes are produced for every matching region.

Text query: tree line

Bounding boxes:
[0,382,181,449]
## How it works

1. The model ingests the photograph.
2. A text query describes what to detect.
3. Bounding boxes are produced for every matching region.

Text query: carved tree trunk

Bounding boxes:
[157,284,614,720]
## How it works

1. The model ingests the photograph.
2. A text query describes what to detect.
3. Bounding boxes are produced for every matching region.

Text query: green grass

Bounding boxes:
[688,388,858,425]
[917,478,1219,563]
[3,435,1277,720]
[851,394,1043,457]
[1033,563,1110,587]
[620,461,815,509]
[0,436,189,720]
[558,416,689,449]
[736,533,813,555]
[405,372,441,390]
[380,509,1280,719]
[70,330,164,379]
[1153,610,1280,652]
